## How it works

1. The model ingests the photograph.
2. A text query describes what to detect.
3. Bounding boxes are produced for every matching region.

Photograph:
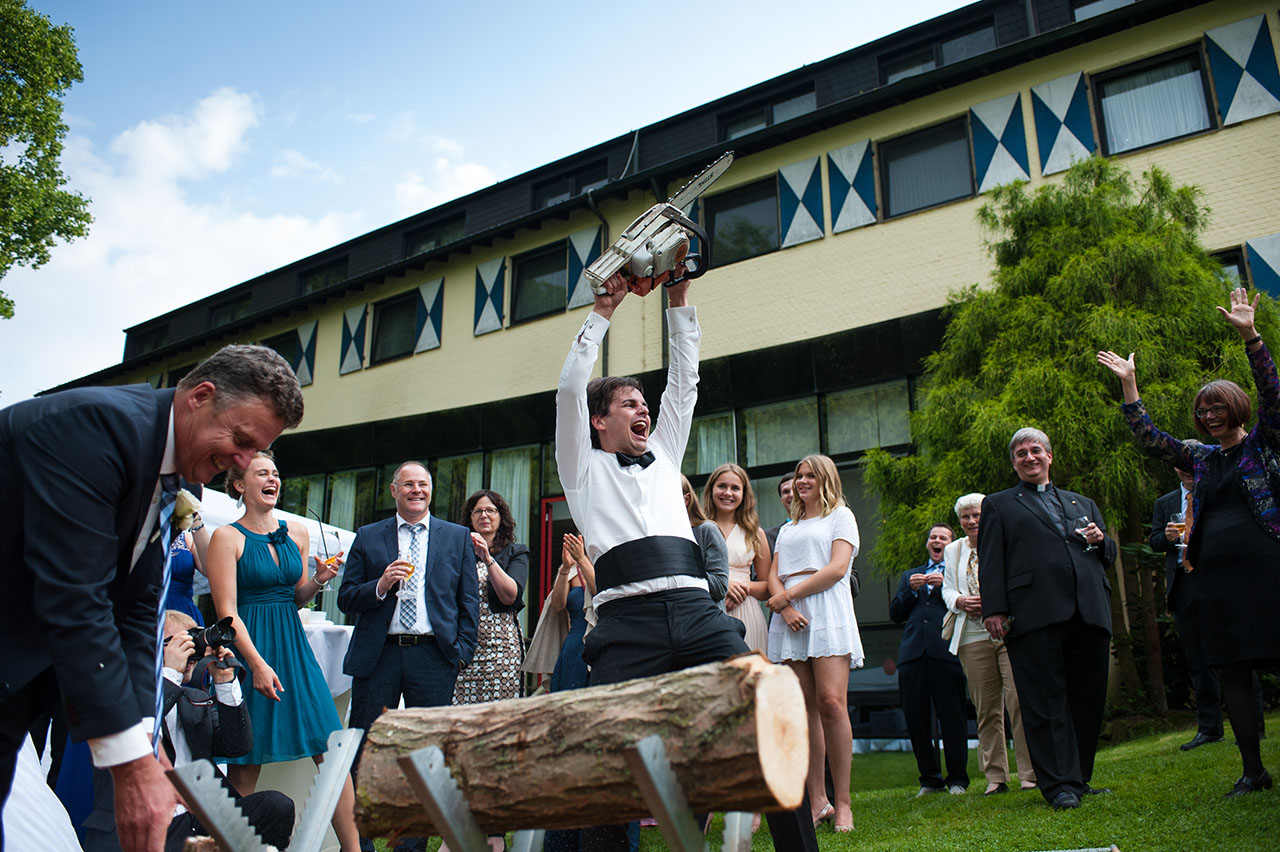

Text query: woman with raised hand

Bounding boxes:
[1097,287,1279,798]
[206,451,359,850]
[765,454,863,833]
[702,463,771,652]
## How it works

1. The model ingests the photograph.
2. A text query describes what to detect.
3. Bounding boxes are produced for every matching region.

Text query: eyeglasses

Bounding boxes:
[471,507,499,517]
[1194,403,1229,420]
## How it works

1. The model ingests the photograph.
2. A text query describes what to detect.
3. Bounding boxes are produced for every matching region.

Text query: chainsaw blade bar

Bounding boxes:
[667,151,734,211]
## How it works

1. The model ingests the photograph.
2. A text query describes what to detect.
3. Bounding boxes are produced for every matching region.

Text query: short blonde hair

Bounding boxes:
[954,492,985,517]
[164,610,198,634]
[789,454,845,522]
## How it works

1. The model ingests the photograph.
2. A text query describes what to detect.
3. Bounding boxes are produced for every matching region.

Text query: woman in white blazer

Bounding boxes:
[941,492,1037,795]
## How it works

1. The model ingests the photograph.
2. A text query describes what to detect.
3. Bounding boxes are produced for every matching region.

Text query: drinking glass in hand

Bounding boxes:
[1169,511,1187,551]
[394,552,416,600]
[1073,515,1098,552]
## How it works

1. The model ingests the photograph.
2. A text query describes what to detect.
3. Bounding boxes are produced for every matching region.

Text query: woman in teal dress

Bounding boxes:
[208,451,359,851]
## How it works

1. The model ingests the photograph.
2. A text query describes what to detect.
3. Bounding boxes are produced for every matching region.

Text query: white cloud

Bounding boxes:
[394,156,495,215]
[0,88,364,403]
[271,148,341,182]
[345,112,375,124]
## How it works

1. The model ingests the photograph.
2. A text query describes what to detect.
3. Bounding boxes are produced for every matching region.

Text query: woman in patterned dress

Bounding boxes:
[453,489,529,704]
[701,463,770,652]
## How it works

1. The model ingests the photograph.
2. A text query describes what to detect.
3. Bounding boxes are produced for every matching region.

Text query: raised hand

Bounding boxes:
[1216,287,1260,339]
[1096,350,1140,403]
[592,271,629,319]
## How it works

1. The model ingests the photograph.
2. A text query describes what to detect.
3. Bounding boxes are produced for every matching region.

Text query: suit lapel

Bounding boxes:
[1014,487,1063,537]
[125,387,177,578]
[381,517,400,565]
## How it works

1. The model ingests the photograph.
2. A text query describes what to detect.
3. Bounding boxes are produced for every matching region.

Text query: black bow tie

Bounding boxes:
[615,451,655,469]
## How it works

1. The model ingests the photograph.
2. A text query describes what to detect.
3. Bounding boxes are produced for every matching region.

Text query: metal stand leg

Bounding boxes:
[623,735,707,852]
[169,728,361,852]
[721,811,753,852]
[509,828,546,852]
[399,745,488,852]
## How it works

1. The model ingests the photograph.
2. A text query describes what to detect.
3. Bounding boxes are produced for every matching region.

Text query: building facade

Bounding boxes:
[55,0,1280,652]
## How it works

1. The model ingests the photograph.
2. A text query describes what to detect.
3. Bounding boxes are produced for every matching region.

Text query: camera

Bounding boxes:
[188,616,237,658]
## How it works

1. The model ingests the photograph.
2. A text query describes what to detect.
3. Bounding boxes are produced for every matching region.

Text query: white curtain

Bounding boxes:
[695,414,736,474]
[1101,58,1209,154]
[489,445,535,635]
[322,472,358,623]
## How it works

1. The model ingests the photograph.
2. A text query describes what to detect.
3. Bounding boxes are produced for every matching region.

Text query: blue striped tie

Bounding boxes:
[152,474,181,755]
[400,523,425,630]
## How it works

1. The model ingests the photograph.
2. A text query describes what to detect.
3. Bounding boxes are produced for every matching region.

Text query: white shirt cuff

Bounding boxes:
[214,678,243,704]
[88,721,153,768]
[665,305,697,333]
[581,312,610,343]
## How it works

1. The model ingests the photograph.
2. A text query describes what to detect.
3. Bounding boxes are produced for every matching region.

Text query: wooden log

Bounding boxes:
[355,652,807,836]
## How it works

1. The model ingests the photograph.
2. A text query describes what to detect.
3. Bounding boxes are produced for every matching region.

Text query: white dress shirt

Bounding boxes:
[383,513,434,635]
[555,307,707,608]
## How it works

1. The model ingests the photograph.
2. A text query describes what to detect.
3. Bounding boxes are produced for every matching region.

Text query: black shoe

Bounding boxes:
[1180,732,1223,751]
[983,783,1009,796]
[1082,786,1112,795]
[1050,791,1081,810]
[1225,770,1273,798]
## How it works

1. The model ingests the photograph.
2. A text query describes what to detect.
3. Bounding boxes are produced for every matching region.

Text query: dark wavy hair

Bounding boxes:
[461,489,516,552]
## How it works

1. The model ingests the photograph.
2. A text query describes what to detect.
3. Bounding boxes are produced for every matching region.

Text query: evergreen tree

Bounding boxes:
[0,0,92,319]
[864,157,1275,709]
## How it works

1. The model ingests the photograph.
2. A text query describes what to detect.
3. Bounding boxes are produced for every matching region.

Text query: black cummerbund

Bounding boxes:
[594,535,705,592]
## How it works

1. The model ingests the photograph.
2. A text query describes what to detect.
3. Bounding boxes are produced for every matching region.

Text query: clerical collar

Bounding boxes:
[1022,481,1053,492]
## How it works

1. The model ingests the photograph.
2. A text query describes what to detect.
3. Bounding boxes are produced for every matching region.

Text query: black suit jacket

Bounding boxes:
[337,514,479,675]
[977,483,1115,638]
[890,564,955,663]
[1150,488,1184,606]
[0,384,179,741]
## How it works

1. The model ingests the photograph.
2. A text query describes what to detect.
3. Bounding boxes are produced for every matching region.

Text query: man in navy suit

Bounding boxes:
[890,523,970,796]
[338,461,479,772]
[979,427,1115,811]
[0,344,303,852]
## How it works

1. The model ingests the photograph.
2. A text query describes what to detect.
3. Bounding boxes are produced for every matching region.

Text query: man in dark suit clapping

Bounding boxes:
[0,345,303,852]
[978,427,1116,811]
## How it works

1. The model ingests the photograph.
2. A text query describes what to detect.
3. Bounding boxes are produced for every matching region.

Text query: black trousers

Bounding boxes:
[1005,614,1109,801]
[897,655,971,788]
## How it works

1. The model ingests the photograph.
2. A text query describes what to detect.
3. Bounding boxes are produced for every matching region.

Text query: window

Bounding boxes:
[705,179,780,266]
[1072,0,1133,22]
[326,467,377,531]
[405,214,465,257]
[511,242,568,324]
[370,291,418,364]
[280,473,326,520]
[209,295,250,328]
[1213,249,1247,286]
[434,453,482,526]
[261,330,300,368]
[298,257,349,295]
[681,413,737,476]
[742,398,819,468]
[880,118,973,217]
[166,364,195,388]
[132,325,168,357]
[1095,51,1213,155]
[719,87,816,140]
[825,380,911,454]
[880,24,996,85]
[533,160,607,208]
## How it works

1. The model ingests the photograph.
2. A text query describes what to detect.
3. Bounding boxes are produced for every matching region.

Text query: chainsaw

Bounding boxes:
[585,150,734,296]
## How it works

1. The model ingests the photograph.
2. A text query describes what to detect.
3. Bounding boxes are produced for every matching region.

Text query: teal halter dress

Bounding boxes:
[224,520,341,764]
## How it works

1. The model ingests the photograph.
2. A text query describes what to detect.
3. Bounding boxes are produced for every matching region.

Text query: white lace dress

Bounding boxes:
[766,506,864,668]
[725,524,769,653]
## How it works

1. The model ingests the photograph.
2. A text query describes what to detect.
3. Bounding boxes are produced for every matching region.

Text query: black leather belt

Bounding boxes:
[387,634,434,646]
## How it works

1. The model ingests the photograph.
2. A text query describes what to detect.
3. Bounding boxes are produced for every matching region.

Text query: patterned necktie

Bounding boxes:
[1183,489,1195,573]
[152,473,181,754]
[400,523,425,630]
[966,549,981,614]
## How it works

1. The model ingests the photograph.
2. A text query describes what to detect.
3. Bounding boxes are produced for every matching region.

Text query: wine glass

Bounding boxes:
[1169,511,1187,551]
[1073,515,1097,552]
[395,549,416,600]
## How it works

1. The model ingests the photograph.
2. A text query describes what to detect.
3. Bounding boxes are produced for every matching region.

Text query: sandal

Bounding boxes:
[811,803,834,828]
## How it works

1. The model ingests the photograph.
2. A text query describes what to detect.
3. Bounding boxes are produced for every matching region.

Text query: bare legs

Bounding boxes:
[226,759,360,851]
[787,654,853,830]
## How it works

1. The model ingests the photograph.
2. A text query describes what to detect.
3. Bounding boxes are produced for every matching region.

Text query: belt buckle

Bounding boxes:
[397,635,417,646]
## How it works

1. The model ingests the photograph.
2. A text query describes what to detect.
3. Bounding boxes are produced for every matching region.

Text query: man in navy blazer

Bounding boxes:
[979,427,1115,811]
[338,461,479,772]
[890,523,970,796]
[0,345,303,852]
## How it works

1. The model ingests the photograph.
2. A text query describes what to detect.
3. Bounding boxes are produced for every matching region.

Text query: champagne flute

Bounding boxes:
[394,549,416,600]
[1073,515,1098,552]
[1169,511,1187,551]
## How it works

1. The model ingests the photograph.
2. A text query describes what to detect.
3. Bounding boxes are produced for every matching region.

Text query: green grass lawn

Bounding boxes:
[380,713,1278,852]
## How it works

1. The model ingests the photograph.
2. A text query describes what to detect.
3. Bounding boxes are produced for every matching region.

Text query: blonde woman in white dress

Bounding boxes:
[765,454,863,833]
[702,463,770,652]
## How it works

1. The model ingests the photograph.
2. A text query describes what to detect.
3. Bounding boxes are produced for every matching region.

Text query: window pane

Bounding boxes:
[211,298,250,328]
[838,465,887,621]
[434,453,482,527]
[371,296,417,363]
[883,48,936,85]
[543,442,562,497]
[487,444,539,633]
[1073,0,1133,22]
[280,473,326,520]
[261,331,300,368]
[299,258,348,294]
[743,398,819,467]
[773,91,816,124]
[681,413,737,476]
[707,180,779,266]
[376,462,401,513]
[826,381,911,454]
[326,468,376,531]
[1099,57,1210,154]
[513,245,567,322]
[883,120,972,217]
[940,26,996,65]
[752,473,794,531]
[724,111,767,140]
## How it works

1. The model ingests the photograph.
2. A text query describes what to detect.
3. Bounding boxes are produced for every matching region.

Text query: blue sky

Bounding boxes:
[4,0,971,402]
